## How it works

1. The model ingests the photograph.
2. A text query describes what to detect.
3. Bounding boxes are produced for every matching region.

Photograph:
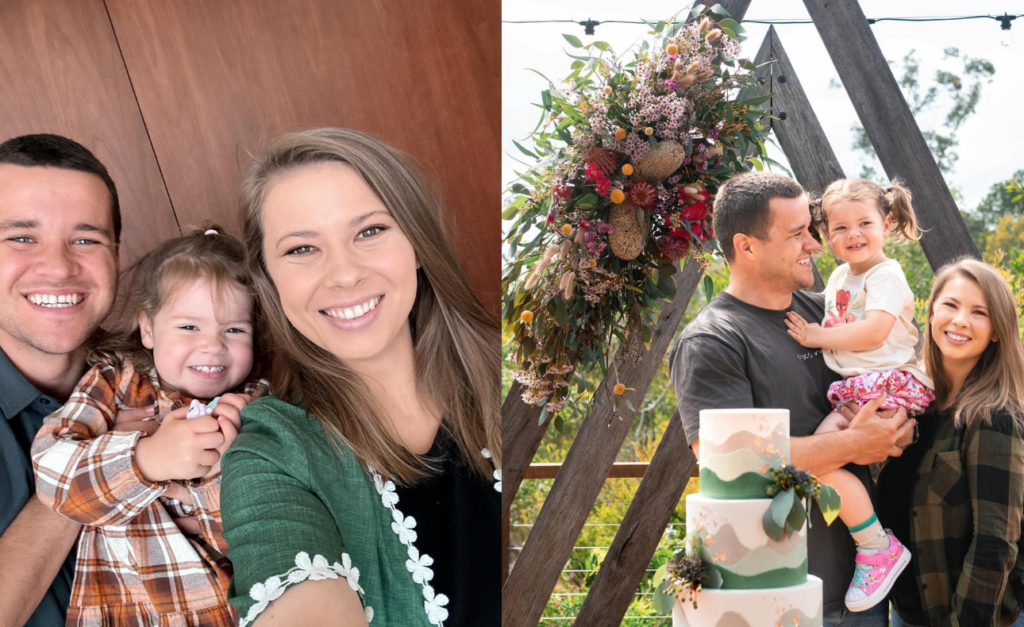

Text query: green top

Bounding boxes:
[221,397,444,627]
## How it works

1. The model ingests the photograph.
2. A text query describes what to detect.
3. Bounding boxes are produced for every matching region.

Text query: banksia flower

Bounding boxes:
[585,147,619,177]
[628,181,657,209]
[608,201,646,259]
[633,140,686,183]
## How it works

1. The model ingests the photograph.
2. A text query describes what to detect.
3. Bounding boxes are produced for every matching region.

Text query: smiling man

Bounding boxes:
[669,171,916,626]
[0,134,120,627]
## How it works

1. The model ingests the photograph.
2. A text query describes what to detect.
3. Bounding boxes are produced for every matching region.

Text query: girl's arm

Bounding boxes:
[30,365,167,526]
[785,310,896,352]
[953,413,1024,623]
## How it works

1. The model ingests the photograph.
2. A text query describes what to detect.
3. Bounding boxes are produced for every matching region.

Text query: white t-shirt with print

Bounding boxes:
[821,258,933,388]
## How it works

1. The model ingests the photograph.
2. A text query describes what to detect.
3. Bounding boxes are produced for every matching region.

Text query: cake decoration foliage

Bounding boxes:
[502,3,774,420]
[652,534,723,612]
[763,464,842,541]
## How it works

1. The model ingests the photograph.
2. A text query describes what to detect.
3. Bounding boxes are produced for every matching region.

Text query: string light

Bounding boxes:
[503,13,1023,43]
[998,13,1016,46]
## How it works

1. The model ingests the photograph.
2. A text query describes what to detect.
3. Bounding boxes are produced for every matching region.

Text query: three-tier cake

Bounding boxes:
[674,409,823,627]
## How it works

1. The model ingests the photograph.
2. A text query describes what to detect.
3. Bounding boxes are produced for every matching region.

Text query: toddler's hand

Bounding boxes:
[136,407,225,482]
[785,311,824,348]
[201,393,252,478]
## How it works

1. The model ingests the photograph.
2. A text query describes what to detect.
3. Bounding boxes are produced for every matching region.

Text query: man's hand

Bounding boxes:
[785,312,825,348]
[111,404,158,436]
[843,393,916,465]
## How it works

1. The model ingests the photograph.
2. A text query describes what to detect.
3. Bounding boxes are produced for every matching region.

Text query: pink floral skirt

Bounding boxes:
[828,369,935,416]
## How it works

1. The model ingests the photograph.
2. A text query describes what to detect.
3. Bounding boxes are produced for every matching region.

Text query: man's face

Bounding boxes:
[0,164,118,357]
[753,195,820,292]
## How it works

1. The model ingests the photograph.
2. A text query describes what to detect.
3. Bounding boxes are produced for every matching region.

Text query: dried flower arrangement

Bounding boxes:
[502,4,774,419]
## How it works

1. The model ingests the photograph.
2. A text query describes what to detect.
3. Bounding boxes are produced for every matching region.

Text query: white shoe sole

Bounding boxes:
[845,547,912,612]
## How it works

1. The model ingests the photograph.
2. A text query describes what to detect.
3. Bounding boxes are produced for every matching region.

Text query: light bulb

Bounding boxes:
[1002,28,1014,46]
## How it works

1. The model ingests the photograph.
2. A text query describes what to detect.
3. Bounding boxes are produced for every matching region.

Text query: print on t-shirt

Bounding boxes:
[824,288,865,327]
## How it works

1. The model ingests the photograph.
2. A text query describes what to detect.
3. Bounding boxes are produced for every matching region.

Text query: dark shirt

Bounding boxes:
[669,290,873,615]
[395,429,501,627]
[0,347,76,626]
[876,406,944,625]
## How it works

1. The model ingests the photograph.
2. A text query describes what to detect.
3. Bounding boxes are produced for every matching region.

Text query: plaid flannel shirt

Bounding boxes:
[31,358,267,627]
[890,408,1024,627]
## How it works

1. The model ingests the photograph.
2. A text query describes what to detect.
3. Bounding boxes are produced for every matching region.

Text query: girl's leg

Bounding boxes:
[814,411,850,435]
[817,467,877,536]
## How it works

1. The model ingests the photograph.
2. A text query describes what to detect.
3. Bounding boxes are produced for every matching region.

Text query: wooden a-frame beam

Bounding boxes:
[803,0,980,267]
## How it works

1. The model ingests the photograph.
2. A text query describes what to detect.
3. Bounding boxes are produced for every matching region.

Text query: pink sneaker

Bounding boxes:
[845,531,911,612]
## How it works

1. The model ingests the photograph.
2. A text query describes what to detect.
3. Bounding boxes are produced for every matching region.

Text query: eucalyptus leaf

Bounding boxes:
[592,41,611,52]
[625,399,635,412]
[709,3,730,17]
[706,568,723,589]
[554,298,570,328]
[702,274,714,304]
[537,407,550,426]
[786,495,807,534]
[652,564,674,614]
[762,505,784,542]
[817,483,842,526]
[512,139,537,159]
[691,4,706,18]
[563,33,583,48]
[501,204,519,220]
[770,487,795,530]
[657,270,677,300]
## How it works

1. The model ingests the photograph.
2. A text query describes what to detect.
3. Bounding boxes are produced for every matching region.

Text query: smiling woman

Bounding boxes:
[220,128,501,627]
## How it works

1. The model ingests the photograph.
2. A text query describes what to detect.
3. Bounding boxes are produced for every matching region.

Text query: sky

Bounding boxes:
[502,1,1023,216]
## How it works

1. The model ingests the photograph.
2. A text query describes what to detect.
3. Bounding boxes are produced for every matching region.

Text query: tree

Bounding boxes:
[843,48,994,182]
[964,170,1024,253]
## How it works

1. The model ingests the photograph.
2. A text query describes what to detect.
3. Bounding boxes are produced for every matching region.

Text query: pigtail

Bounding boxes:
[882,181,921,242]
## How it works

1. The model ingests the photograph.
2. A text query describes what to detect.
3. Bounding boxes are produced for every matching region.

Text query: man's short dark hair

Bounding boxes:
[712,171,804,262]
[0,134,121,244]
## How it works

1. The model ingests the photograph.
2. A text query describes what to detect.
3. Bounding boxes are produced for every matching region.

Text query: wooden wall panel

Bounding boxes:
[105,0,501,311]
[0,0,178,266]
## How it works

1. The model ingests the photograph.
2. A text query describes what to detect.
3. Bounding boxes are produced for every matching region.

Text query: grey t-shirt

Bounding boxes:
[669,289,870,615]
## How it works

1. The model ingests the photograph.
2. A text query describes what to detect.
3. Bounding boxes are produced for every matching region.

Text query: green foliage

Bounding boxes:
[843,48,994,180]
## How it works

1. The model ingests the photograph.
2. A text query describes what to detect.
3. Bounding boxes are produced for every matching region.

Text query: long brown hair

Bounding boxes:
[91,223,259,374]
[818,178,921,242]
[924,258,1024,430]
[240,128,500,484]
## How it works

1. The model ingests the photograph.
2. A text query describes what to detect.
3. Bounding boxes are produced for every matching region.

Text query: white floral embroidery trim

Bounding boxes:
[371,468,449,626]
[240,551,374,627]
[482,448,501,493]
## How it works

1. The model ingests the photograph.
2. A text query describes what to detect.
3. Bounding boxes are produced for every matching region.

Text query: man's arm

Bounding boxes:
[0,495,79,627]
[789,394,915,476]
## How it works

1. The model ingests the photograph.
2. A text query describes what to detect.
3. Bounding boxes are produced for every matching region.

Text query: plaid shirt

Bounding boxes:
[31,359,267,627]
[883,407,1024,627]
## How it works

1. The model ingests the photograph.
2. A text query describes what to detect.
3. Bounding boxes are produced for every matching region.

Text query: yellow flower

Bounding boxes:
[614,128,627,140]
[603,86,613,95]
[610,189,625,204]
[520,311,534,323]
[666,44,679,55]
[613,383,626,395]
[644,127,654,136]
[621,164,634,176]
[561,224,573,236]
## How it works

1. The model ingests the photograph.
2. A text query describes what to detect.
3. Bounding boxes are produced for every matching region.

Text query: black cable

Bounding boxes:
[502,14,1023,27]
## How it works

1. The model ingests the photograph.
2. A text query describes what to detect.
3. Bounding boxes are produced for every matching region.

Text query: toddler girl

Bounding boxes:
[785,178,934,612]
[31,225,268,626]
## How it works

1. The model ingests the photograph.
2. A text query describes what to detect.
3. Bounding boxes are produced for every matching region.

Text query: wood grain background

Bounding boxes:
[0,0,500,311]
